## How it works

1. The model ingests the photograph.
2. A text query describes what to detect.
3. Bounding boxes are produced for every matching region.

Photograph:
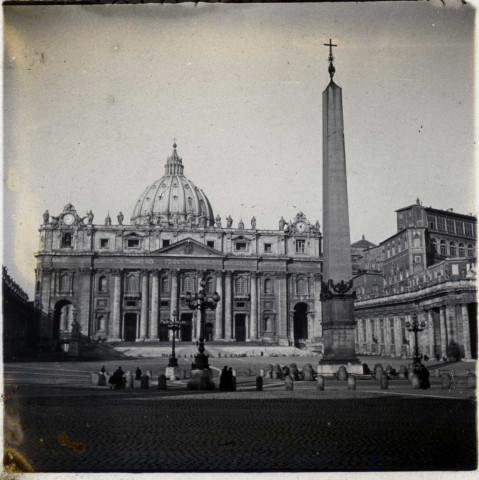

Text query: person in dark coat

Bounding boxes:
[220,366,228,392]
[100,365,106,375]
[135,367,142,381]
[227,367,235,392]
[419,364,430,390]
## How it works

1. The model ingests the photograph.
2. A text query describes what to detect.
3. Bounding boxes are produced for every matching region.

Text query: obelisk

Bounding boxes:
[318,40,362,374]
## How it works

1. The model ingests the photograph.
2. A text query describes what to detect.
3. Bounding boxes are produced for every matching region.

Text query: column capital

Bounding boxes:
[42,267,53,274]
[111,268,122,276]
[250,271,260,279]
[78,267,94,276]
[223,270,233,278]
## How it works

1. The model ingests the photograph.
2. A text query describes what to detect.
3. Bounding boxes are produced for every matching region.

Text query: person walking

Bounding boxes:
[220,366,228,392]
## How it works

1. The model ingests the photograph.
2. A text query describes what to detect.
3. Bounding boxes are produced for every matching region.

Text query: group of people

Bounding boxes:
[107,366,126,390]
[219,366,235,392]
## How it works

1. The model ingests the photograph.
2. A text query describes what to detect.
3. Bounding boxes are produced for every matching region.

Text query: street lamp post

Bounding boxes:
[184,277,221,370]
[405,312,426,365]
[160,310,183,368]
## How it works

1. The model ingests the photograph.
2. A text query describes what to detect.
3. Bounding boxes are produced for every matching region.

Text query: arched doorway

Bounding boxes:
[159,323,169,342]
[52,299,75,340]
[123,313,137,342]
[205,322,214,342]
[181,313,193,342]
[293,302,308,346]
[235,314,246,342]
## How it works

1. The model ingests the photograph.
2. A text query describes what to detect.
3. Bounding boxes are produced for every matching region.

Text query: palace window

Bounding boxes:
[182,275,194,293]
[465,223,473,237]
[100,238,109,248]
[459,243,465,257]
[125,274,140,292]
[162,240,170,248]
[98,276,108,292]
[456,220,464,235]
[440,240,447,256]
[207,241,215,249]
[449,242,456,257]
[264,278,273,294]
[467,244,474,257]
[446,218,455,234]
[264,243,272,253]
[235,242,247,252]
[127,238,140,248]
[428,215,437,230]
[235,276,248,294]
[161,277,169,294]
[296,240,306,253]
[437,217,446,232]
[61,233,72,248]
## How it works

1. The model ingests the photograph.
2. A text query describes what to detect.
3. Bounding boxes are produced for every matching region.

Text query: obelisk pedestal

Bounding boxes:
[318,40,362,375]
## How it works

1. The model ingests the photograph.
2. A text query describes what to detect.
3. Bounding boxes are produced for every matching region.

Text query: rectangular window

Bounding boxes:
[437,217,446,232]
[264,243,272,253]
[127,239,139,248]
[296,240,306,253]
[207,240,215,249]
[160,300,169,307]
[162,240,170,248]
[100,238,109,248]
[427,215,437,230]
[446,218,455,234]
[465,223,473,237]
[456,220,464,235]
[236,302,245,308]
[61,233,72,248]
[126,300,137,307]
[235,242,247,251]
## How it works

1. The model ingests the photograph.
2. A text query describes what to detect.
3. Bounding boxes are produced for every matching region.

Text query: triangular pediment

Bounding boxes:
[153,238,225,257]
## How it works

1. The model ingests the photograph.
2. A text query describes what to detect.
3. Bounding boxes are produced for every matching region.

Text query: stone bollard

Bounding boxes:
[374,365,384,381]
[338,366,348,381]
[125,372,134,389]
[304,364,314,381]
[98,373,106,387]
[182,369,187,380]
[146,370,153,379]
[467,373,476,389]
[284,375,294,391]
[441,373,451,389]
[200,374,210,391]
[347,375,356,390]
[259,369,265,378]
[289,363,299,380]
[381,373,389,390]
[158,374,167,390]
[256,376,263,391]
[317,375,325,391]
[411,374,420,389]
[141,374,149,389]
[91,372,99,385]
[232,371,237,392]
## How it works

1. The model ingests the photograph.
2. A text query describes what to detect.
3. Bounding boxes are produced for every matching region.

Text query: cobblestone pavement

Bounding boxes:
[3,359,477,473]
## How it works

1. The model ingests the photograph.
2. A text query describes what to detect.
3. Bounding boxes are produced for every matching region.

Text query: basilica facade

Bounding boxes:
[34,144,324,347]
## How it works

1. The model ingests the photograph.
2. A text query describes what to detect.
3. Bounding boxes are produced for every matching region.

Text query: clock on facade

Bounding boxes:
[63,213,75,226]
[296,222,306,233]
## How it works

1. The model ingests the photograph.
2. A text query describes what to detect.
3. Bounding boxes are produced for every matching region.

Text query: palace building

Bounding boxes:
[34,144,324,347]
[354,199,477,360]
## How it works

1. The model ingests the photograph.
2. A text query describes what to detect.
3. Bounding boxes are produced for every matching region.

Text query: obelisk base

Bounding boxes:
[318,295,362,375]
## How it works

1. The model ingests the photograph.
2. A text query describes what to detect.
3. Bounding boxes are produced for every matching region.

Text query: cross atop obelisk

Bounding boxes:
[324,39,337,79]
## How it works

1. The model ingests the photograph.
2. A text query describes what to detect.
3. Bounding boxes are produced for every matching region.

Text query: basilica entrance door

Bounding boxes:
[123,313,137,342]
[181,313,192,342]
[205,322,214,342]
[235,314,246,342]
[293,302,308,347]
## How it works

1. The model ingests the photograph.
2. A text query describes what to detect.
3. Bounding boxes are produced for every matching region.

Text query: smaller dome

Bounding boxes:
[131,144,215,226]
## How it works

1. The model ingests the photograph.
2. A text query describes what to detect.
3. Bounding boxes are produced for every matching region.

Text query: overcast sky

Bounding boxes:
[3,2,475,296]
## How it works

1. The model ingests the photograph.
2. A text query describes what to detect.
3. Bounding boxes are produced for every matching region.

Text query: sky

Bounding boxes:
[3,2,476,296]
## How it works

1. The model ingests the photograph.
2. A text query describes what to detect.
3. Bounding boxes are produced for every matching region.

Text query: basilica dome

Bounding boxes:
[131,144,215,226]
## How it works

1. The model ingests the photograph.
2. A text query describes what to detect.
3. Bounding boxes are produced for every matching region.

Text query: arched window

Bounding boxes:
[126,274,139,292]
[431,238,438,254]
[182,275,194,293]
[297,278,308,295]
[235,276,247,294]
[449,242,456,257]
[440,240,447,256]
[264,278,273,294]
[459,243,465,257]
[161,276,169,294]
[36,280,41,292]
[61,233,72,248]
[467,244,474,257]
[99,276,107,292]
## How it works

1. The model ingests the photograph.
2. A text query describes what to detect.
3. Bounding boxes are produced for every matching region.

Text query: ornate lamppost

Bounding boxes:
[184,277,221,370]
[405,312,426,365]
[160,310,183,368]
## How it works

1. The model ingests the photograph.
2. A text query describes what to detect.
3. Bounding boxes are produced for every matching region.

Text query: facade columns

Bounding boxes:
[139,271,149,341]
[149,271,159,340]
[111,269,122,340]
[439,306,448,358]
[224,272,233,340]
[394,316,402,357]
[276,273,289,345]
[215,272,224,340]
[313,273,322,338]
[462,304,472,359]
[445,304,457,343]
[249,272,258,341]
[427,310,435,358]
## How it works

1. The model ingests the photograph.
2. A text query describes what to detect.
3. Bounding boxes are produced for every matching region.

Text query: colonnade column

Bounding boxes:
[439,306,447,358]
[277,273,289,345]
[394,316,402,357]
[149,271,159,340]
[427,310,435,358]
[111,269,122,340]
[215,272,224,340]
[170,270,179,340]
[462,304,472,359]
[224,272,233,340]
[445,304,457,343]
[249,272,258,341]
[139,270,149,341]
